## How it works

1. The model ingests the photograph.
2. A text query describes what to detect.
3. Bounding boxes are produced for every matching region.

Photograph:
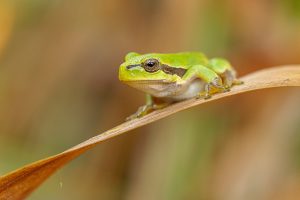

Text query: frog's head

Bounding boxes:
[119,52,182,83]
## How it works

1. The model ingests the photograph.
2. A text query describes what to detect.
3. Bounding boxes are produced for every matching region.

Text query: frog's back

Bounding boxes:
[149,52,209,68]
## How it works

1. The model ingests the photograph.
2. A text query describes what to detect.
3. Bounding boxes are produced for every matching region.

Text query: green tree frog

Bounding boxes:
[119,52,242,120]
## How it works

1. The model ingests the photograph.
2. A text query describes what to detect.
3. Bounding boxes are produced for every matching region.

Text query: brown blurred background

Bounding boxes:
[1,0,300,199]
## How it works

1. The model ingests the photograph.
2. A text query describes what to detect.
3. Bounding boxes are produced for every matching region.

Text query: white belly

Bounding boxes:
[166,79,205,101]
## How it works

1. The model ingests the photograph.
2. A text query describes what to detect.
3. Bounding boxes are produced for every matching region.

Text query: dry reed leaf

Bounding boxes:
[0,66,300,200]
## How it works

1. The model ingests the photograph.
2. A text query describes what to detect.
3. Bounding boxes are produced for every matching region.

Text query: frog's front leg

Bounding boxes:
[182,65,228,99]
[126,94,168,121]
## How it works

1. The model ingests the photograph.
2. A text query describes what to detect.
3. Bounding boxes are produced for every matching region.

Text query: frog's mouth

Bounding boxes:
[124,80,184,97]
[126,64,141,69]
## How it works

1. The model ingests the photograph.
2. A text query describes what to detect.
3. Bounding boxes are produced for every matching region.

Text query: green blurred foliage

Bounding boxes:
[282,0,300,18]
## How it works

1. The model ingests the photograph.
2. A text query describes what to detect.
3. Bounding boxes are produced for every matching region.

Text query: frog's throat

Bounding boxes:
[124,80,183,98]
[126,64,187,78]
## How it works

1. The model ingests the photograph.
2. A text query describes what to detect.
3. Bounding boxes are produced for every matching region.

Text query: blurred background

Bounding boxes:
[0,0,300,199]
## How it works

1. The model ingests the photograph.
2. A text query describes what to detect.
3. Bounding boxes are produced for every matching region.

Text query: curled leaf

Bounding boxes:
[0,66,300,200]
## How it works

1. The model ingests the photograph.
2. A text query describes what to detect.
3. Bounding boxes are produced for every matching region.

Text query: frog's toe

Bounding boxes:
[126,114,137,121]
[126,112,140,121]
[204,94,212,99]
[233,79,244,85]
[222,84,231,91]
[223,87,230,93]
[196,92,211,100]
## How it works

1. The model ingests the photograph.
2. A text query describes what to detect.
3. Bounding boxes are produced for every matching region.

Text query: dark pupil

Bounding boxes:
[147,62,155,67]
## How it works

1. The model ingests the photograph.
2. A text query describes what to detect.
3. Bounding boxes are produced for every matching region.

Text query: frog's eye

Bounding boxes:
[143,59,160,72]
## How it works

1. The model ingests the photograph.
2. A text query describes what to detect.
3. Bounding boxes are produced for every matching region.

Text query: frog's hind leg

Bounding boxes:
[208,58,243,88]
[220,69,238,88]
[223,70,244,86]
[182,65,228,99]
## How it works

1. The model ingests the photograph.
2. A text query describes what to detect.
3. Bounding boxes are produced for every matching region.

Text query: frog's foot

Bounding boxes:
[197,77,229,100]
[125,103,169,121]
[126,104,153,121]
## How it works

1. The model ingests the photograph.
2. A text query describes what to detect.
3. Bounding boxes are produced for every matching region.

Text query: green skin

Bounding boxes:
[119,52,241,120]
